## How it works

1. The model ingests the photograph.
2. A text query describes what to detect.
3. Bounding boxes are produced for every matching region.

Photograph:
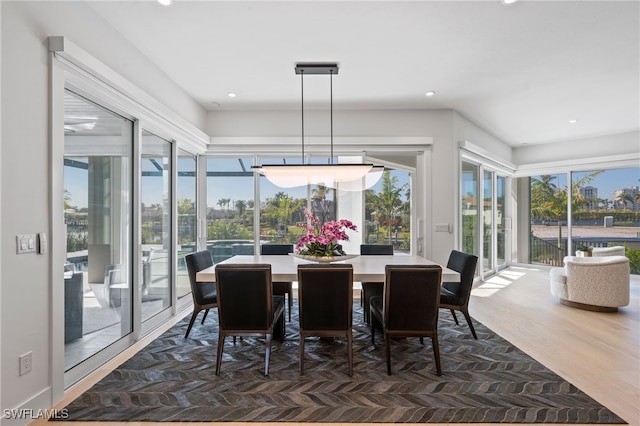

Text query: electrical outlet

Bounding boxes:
[19,352,32,376]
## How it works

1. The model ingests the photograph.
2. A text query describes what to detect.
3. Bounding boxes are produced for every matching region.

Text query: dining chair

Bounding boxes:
[439,250,479,339]
[184,251,218,338]
[261,244,294,321]
[360,244,394,323]
[214,263,285,376]
[370,265,443,375]
[297,264,354,376]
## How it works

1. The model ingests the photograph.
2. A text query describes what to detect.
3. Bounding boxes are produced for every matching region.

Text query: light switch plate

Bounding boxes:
[38,232,47,254]
[16,234,37,254]
[435,223,452,233]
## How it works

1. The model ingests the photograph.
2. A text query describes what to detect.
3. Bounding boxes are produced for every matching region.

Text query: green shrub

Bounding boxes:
[625,246,640,275]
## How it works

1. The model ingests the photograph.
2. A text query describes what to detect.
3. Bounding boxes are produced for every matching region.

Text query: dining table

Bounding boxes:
[196,254,460,283]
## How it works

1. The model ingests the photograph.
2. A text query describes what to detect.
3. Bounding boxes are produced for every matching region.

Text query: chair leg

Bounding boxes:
[450,309,459,325]
[299,335,305,375]
[280,313,286,342]
[347,331,353,377]
[201,308,209,324]
[184,309,199,338]
[287,286,293,322]
[215,334,225,375]
[385,333,392,375]
[431,334,442,376]
[461,309,478,339]
[370,313,376,345]
[264,334,272,376]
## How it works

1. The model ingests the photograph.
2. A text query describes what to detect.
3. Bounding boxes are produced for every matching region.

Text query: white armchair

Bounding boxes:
[592,246,625,257]
[550,255,630,312]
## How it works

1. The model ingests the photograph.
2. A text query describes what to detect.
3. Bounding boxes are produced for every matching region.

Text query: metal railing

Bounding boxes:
[530,236,566,266]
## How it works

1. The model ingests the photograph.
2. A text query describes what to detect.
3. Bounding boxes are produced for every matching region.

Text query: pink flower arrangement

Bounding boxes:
[296,208,357,257]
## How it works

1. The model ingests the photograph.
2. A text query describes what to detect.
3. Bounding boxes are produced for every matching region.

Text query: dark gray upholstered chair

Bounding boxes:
[297,264,354,376]
[261,244,294,321]
[214,264,285,376]
[64,272,84,342]
[370,265,443,375]
[184,251,218,338]
[360,244,394,323]
[439,250,479,339]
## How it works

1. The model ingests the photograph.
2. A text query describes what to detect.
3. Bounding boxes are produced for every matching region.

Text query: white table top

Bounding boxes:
[196,254,460,283]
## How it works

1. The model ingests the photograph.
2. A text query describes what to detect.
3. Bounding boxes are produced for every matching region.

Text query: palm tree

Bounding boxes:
[368,171,407,244]
[615,192,635,211]
[311,184,333,224]
[235,199,247,215]
[531,172,600,247]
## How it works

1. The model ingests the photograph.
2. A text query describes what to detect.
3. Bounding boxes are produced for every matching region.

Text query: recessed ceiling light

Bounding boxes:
[227,92,237,98]
[157,0,171,5]
[502,0,519,4]
[569,119,579,124]
[425,91,435,97]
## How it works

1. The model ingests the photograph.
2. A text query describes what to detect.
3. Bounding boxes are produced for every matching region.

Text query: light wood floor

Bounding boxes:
[32,266,640,426]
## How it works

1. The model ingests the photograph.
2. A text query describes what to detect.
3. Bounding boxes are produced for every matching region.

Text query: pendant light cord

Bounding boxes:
[301,70,305,164]
[330,70,334,165]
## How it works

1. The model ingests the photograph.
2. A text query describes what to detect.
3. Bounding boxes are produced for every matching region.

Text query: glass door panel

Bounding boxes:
[364,169,411,253]
[258,157,307,246]
[461,161,480,265]
[140,131,172,322]
[571,168,640,258]
[483,170,494,273]
[63,90,133,371]
[530,174,569,266]
[497,175,506,265]
[177,150,197,299]
[206,157,255,262]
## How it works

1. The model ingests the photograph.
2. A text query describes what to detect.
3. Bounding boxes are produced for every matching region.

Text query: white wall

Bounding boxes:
[0,2,207,421]
[513,130,639,165]
[453,111,513,163]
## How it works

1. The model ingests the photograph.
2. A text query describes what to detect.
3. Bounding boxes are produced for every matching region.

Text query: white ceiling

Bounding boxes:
[87,0,640,147]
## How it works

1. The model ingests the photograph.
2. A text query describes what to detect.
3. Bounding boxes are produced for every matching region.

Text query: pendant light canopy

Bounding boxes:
[252,63,383,190]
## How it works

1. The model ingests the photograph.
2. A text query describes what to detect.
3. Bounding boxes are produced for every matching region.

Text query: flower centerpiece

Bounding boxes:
[295,209,357,261]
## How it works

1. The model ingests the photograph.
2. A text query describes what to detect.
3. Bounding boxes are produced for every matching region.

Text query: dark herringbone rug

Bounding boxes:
[57,302,624,423]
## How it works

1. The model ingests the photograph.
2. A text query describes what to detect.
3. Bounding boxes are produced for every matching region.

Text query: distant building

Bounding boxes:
[580,186,598,210]
[611,186,639,211]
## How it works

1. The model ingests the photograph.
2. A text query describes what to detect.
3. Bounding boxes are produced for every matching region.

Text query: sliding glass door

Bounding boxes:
[461,159,508,277]
[63,90,133,371]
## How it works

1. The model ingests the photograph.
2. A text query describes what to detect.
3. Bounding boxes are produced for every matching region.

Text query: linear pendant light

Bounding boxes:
[252,63,383,190]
